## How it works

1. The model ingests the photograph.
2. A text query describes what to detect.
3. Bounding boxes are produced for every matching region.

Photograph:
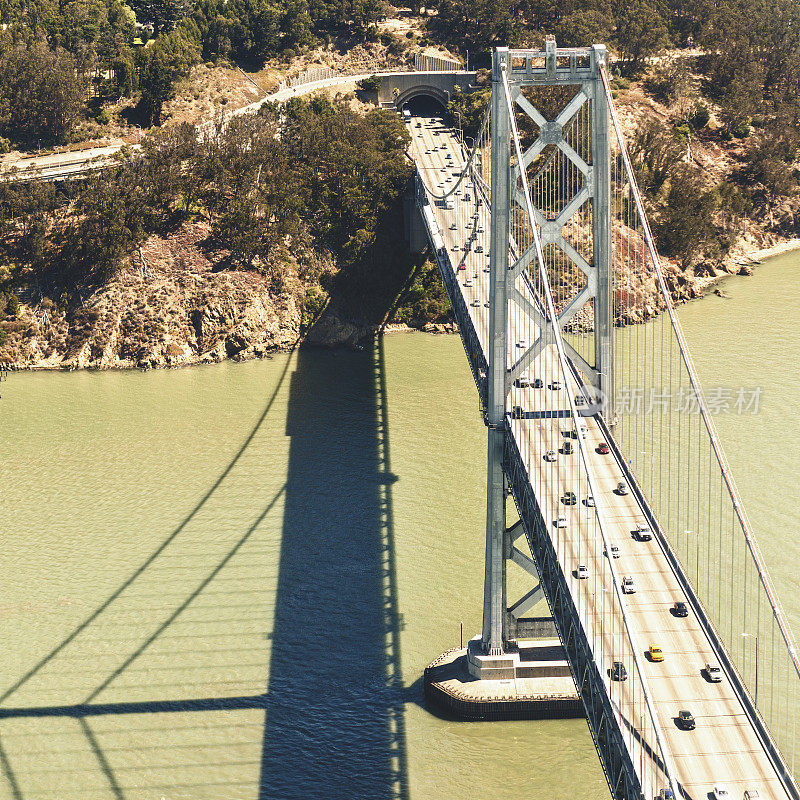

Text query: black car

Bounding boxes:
[673,601,689,617]
[611,661,628,681]
[562,491,577,505]
[562,441,574,455]
[511,406,525,419]
[532,378,544,388]
[678,710,696,730]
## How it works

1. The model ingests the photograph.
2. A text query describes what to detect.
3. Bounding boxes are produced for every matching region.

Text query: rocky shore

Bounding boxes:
[1,222,794,371]
[0,223,306,370]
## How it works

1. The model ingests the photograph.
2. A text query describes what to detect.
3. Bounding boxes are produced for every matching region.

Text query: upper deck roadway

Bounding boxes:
[410,105,793,800]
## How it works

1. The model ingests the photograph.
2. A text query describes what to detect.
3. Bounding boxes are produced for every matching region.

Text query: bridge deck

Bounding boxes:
[411,109,793,800]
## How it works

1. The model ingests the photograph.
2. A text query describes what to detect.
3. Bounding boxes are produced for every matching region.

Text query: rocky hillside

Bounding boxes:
[1,223,310,370]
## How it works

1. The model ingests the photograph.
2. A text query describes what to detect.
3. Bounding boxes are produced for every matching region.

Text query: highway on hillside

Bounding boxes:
[409,102,793,800]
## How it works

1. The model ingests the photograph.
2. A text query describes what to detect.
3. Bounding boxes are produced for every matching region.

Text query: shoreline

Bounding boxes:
[4,238,798,373]
[738,237,800,264]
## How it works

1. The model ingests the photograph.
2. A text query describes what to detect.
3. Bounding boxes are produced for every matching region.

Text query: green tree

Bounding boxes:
[615,0,670,69]
[0,41,86,144]
[112,47,138,97]
[137,27,199,125]
[555,9,613,48]
[655,168,718,266]
[628,116,683,199]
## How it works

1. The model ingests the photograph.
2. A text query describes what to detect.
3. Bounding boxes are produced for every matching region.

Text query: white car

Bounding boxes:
[554,515,568,528]
[705,663,723,683]
[622,576,636,594]
[517,339,527,348]
[585,495,595,507]
[463,279,473,287]
[470,299,480,307]
[551,380,562,390]
[712,786,731,800]
[576,564,589,579]
[617,480,629,495]
[475,244,484,253]
[634,522,652,541]
[605,544,620,559]
[449,222,457,230]
[516,370,532,388]
[544,450,557,462]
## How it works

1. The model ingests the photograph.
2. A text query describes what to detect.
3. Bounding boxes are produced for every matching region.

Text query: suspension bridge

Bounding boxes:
[0,41,797,800]
[412,42,799,800]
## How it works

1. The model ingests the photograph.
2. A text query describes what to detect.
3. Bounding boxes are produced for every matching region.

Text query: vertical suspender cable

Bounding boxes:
[599,63,800,686]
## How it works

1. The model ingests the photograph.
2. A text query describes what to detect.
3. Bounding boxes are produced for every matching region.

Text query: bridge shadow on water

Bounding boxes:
[0,336,409,799]
[258,337,409,799]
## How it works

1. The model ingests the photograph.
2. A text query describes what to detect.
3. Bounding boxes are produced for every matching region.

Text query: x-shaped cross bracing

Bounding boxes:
[505,86,601,391]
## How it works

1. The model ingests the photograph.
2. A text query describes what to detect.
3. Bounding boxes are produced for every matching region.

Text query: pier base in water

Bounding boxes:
[424,637,583,721]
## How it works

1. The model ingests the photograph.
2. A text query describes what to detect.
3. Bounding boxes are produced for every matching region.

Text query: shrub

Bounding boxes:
[96,108,110,125]
[356,75,382,93]
[673,123,691,143]
[689,103,709,130]
[302,287,328,331]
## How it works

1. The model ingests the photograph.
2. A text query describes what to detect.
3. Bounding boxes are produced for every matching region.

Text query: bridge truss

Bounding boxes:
[415,41,799,800]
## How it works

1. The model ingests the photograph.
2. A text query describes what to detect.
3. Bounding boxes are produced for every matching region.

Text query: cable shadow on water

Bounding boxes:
[258,335,409,800]
[0,343,299,708]
[0,345,298,799]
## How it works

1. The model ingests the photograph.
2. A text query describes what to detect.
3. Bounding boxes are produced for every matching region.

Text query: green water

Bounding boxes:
[0,252,798,800]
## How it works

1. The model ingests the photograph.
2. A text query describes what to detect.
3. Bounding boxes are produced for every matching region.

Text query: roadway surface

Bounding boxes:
[410,105,793,800]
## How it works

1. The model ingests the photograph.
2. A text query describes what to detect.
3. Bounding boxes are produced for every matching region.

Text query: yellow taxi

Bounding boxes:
[649,644,665,662]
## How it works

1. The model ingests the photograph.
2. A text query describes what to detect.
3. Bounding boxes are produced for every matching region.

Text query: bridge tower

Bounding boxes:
[478,42,613,660]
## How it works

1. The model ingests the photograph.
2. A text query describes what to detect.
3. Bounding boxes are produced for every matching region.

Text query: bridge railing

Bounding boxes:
[277,53,464,92]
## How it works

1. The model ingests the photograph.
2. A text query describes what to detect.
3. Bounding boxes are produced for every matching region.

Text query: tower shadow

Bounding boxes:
[258,336,409,799]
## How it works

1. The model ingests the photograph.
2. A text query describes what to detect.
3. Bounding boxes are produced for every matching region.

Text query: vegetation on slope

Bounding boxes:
[0,96,422,362]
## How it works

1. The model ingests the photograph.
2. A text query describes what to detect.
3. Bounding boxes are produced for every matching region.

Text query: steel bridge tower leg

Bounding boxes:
[591,46,614,422]
[481,47,512,656]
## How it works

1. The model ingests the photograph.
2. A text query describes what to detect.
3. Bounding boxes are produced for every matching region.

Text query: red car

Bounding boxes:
[597,442,610,454]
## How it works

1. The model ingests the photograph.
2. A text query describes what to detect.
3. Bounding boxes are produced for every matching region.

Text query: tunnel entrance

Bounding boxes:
[401,94,447,117]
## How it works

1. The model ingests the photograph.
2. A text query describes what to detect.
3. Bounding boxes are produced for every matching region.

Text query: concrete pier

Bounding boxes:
[424,637,583,721]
